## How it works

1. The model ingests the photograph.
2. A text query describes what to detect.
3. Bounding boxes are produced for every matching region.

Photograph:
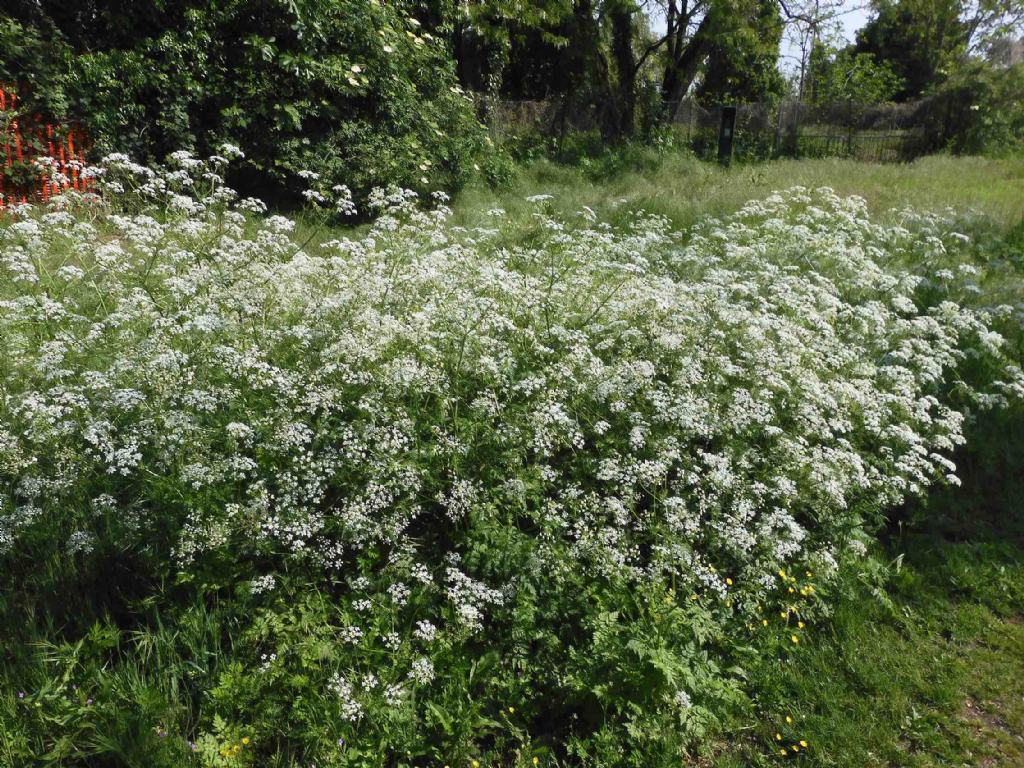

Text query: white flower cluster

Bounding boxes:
[408,657,435,684]
[328,673,363,721]
[250,574,277,594]
[1,156,1020,662]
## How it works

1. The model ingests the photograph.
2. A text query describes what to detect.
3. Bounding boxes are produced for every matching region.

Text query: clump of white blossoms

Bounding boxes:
[1,151,1021,743]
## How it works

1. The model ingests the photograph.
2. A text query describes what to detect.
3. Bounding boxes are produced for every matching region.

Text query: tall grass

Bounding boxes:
[454,152,1024,233]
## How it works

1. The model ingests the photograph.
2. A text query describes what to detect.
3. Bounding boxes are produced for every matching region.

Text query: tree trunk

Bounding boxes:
[609,5,636,141]
[561,0,614,141]
[661,10,714,122]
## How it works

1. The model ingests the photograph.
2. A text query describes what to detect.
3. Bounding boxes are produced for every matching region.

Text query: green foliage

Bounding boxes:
[478,145,520,189]
[0,15,69,118]
[808,46,904,105]
[855,0,969,100]
[2,2,487,202]
[697,0,787,105]
[917,61,1024,156]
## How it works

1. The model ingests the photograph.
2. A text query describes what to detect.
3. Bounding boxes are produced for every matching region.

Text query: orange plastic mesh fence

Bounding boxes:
[1,84,93,208]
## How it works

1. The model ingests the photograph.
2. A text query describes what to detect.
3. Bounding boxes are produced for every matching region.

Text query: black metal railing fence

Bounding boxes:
[486,95,937,162]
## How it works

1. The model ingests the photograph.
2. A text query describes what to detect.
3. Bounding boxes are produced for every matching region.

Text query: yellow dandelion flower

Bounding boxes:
[780,748,788,756]
[508,706,515,714]
[779,569,787,579]
[798,621,805,629]
[762,619,769,626]
[533,759,539,767]
[786,715,793,723]
[242,737,250,746]
[775,733,782,741]
[788,587,795,594]
[472,761,480,768]
[726,577,733,586]
[800,740,808,747]
[791,634,799,644]
[792,744,800,752]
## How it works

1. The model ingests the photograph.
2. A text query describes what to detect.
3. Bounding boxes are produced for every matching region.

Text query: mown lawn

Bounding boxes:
[719,335,1024,766]
[713,533,1024,767]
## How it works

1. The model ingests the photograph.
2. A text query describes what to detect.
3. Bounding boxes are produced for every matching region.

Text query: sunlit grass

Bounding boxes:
[452,153,1024,233]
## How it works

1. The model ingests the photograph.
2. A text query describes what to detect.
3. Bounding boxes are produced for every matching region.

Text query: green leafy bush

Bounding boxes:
[1,155,1021,766]
[917,61,1024,156]
[2,2,486,202]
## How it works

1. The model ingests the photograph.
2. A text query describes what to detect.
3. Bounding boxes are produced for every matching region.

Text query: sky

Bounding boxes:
[834,2,873,40]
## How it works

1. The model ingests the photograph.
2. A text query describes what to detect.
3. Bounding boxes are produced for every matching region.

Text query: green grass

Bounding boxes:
[453,152,1024,233]
[712,534,1024,768]
[708,396,1024,766]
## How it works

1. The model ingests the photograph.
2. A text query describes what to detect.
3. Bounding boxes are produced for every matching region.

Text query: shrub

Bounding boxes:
[0,153,1021,765]
[1,3,487,203]
[916,61,1024,156]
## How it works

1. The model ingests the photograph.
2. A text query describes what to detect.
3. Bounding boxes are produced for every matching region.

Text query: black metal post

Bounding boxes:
[718,105,737,166]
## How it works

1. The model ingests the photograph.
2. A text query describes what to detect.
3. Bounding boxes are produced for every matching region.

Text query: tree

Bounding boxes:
[808,44,904,104]
[773,0,848,101]
[437,0,573,94]
[655,0,839,119]
[697,0,788,104]
[854,0,967,99]
[855,0,1024,100]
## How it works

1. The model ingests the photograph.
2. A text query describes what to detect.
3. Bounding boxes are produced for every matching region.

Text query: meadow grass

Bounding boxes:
[453,153,1024,234]
[712,530,1024,767]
